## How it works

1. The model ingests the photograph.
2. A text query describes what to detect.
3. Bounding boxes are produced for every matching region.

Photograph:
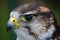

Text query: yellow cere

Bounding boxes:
[10,17,18,24]
[10,17,20,28]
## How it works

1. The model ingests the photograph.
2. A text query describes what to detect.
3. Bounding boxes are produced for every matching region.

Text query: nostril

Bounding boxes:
[13,20,15,22]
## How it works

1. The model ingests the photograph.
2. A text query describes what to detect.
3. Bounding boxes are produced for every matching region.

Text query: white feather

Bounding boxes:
[13,24,55,40]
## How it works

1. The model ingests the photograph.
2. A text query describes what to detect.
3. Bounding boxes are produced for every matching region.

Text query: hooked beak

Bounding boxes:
[7,17,20,32]
[7,20,20,32]
[7,21,12,32]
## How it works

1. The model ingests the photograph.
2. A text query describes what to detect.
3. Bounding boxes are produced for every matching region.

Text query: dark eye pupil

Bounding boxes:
[25,15,33,21]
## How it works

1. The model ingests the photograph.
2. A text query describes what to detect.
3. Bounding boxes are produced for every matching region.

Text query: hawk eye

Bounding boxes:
[21,15,34,22]
[25,15,33,21]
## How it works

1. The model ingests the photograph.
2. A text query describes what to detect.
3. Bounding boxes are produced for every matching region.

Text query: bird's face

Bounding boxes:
[7,10,55,34]
[7,12,20,30]
[7,3,56,40]
[7,7,54,30]
[7,11,41,30]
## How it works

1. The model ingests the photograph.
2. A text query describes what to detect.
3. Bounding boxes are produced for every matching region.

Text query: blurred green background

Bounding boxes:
[0,0,60,40]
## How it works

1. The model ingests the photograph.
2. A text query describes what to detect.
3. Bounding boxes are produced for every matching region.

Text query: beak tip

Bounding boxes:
[6,27,11,32]
[7,21,12,32]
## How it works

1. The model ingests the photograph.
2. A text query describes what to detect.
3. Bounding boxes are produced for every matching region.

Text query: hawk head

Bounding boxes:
[7,3,60,40]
